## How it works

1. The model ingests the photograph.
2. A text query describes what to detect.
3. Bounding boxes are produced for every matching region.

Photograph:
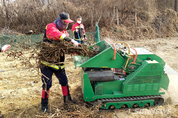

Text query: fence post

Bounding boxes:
[95,22,100,43]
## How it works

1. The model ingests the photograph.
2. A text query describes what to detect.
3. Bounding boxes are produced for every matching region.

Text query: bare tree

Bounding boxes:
[175,0,177,11]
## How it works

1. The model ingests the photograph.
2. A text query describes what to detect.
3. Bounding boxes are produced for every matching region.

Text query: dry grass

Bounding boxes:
[1,45,178,117]
[0,0,178,40]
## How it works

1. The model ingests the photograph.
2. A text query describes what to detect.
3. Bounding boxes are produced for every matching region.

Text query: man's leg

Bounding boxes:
[40,67,53,112]
[54,69,74,104]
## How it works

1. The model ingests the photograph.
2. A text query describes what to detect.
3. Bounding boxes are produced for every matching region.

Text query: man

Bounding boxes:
[0,44,11,52]
[40,12,79,112]
[72,16,87,44]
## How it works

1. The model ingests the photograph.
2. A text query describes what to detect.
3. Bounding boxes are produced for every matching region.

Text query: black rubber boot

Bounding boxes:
[0,111,4,118]
[67,85,76,104]
[41,89,49,112]
[63,96,67,104]
[41,98,48,112]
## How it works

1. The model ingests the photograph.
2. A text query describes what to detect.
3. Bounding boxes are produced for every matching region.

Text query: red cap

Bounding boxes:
[59,13,73,23]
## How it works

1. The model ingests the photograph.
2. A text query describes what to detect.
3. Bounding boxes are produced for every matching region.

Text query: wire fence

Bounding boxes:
[0,30,97,49]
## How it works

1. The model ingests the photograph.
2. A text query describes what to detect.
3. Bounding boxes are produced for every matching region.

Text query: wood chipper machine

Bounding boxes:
[73,39,169,109]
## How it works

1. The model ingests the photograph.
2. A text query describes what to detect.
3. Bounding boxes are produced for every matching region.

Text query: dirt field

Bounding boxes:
[0,37,178,118]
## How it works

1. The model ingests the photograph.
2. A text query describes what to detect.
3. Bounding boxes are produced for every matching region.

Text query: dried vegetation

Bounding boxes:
[0,0,178,118]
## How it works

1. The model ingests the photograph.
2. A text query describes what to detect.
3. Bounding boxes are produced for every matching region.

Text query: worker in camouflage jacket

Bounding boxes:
[40,12,79,112]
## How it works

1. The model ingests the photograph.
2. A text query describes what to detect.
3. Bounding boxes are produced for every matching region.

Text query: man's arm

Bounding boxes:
[46,23,66,40]
[82,24,86,38]
[46,23,73,42]
[46,23,79,46]
[72,24,76,33]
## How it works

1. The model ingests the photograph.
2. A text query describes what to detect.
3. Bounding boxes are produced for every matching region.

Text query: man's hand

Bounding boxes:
[80,24,83,28]
[1,44,11,52]
[71,39,80,47]
[75,29,78,32]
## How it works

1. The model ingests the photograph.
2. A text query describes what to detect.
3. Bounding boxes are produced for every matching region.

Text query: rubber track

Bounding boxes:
[97,95,164,106]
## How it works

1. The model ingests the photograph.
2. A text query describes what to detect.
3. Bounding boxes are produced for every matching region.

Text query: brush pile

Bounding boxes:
[39,40,99,63]
[5,40,99,68]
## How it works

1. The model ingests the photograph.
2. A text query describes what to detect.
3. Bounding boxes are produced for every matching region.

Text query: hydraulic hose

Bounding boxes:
[130,47,137,64]
[106,39,116,60]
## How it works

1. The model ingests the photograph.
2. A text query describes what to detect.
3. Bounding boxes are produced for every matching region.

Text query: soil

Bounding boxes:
[0,37,178,118]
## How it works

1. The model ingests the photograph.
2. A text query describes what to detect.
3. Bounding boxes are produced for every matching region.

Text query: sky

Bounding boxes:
[0,0,16,3]
[0,0,15,5]
[0,0,50,5]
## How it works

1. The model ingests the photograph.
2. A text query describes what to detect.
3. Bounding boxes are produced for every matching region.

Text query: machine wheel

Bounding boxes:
[132,103,139,108]
[144,103,150,108]
[109,105,115,110]
[121,104,128,109]
[154,98,164,106]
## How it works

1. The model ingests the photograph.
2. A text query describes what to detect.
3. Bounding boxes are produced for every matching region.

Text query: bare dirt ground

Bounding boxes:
[0,37,178,118]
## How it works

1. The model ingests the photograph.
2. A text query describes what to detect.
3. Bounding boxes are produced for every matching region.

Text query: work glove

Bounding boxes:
[1,44,11,52]
[71,39,80,47]
[84,38,88,41]
[80,24,83,28]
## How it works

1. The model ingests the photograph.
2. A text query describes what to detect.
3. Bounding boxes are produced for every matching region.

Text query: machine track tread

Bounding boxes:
[97,95,164,107]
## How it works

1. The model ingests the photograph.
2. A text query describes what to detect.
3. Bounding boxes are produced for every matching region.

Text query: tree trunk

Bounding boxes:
[116,9,119,25]
[175,0,177,12]
[110,6,115,25]
[3,0,9,21]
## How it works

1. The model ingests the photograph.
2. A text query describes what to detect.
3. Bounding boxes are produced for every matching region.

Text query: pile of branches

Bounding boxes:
[5,40,99,68]
[38,40,99,64]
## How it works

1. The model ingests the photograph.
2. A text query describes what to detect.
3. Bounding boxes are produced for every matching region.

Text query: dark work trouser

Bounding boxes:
[40,66,68,90]
[40,66,68,106]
